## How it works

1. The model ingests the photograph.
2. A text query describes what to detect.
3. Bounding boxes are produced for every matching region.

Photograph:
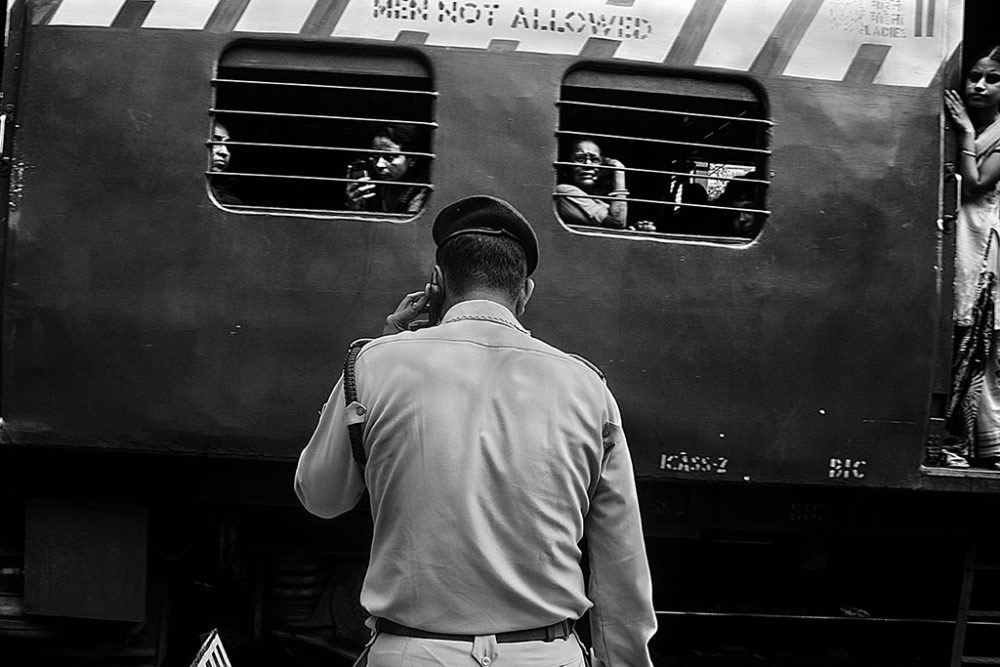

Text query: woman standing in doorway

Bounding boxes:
[945,46,1000,468]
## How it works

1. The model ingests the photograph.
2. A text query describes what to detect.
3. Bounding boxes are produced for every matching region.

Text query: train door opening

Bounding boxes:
[961,1,1000,65]
[929,0,1000,471]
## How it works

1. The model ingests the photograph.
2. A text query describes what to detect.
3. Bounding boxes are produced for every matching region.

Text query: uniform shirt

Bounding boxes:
[295,299,656,667]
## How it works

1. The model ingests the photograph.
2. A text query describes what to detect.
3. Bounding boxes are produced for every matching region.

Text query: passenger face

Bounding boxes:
[569,141,602,192]
[371,136,411,181]
[965,57,1000,110]
[731,198,757,235]
[211,122,231,172]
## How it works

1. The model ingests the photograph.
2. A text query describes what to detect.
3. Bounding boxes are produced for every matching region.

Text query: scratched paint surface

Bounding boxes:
[39,0,957,87]
[783,0,953,85]
[7,4,945,483]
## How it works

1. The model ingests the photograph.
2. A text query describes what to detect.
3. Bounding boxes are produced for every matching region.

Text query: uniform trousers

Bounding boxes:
[362,632,587,667]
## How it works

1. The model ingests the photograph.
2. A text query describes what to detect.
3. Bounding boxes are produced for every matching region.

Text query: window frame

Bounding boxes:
[207,42,437,220]
[553,63,772,243]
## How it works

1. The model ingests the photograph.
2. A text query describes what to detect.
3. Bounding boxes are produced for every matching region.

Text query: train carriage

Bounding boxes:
[0,0,997,664]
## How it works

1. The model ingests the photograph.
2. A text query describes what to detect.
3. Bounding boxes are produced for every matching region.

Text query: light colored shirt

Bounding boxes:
[295,299,656,667]
[555,183,626,229]
[556,183,609,226]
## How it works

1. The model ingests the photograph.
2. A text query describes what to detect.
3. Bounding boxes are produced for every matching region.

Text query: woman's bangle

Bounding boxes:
[608,189,629,197]
[962,149,977,158]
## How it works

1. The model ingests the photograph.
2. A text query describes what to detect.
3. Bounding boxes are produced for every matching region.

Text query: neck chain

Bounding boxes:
[443,314,531,335]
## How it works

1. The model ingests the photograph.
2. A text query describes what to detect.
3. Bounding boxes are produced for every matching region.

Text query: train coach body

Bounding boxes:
[1,0,962,489]
[4,1,998,663]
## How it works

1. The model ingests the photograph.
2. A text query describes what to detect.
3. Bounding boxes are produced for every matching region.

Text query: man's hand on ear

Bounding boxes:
[383,286,431,334]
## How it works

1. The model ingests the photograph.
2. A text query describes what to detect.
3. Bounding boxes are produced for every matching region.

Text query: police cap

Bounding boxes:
[432,195,539,275]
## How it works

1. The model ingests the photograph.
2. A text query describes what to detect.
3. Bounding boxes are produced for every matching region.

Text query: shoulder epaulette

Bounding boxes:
[568,352,606,384]
[343,338,373,468]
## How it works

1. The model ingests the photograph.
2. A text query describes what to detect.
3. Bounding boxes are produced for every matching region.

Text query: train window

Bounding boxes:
[554,68,771,240]
[208,46,436,218]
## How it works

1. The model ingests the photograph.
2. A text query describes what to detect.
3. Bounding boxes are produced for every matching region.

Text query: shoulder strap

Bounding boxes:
[343,338,373,468]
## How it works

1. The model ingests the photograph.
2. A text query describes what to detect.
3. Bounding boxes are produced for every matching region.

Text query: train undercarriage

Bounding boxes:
[1,447,998,666]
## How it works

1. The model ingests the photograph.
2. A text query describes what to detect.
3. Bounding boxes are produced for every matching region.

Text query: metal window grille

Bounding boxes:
[554,69,771,239]
[208,47,436,217]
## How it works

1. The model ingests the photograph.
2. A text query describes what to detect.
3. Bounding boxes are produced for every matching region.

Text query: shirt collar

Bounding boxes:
[440,299,531,335]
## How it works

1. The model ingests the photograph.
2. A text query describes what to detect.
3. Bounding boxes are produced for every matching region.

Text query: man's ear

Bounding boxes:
[431,265,446,294]
[516,278,535,317]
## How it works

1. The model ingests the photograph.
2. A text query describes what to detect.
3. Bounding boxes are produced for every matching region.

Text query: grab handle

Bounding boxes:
[939,170,962,233]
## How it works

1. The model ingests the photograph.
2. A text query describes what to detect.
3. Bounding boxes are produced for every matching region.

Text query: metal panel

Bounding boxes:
[0,20,949,490]
[24,499,147,621]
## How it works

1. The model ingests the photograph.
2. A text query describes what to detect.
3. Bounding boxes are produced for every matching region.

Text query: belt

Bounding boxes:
[374,618,575,643]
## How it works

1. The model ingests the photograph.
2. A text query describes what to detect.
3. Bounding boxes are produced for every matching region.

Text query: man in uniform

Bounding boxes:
[295,195,656,666]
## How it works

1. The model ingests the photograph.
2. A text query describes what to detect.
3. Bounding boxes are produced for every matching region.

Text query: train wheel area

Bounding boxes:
[640,481,1000,665]
[0,449,998,665]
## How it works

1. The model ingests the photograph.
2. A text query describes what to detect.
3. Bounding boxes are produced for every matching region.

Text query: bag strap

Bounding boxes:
[343,338,373,469]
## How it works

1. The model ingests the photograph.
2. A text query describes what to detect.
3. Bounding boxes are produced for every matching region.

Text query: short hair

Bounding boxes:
[373,123,419,150]
[564,136,602,159]
[974,46,1000,66]
[372,124,428,180]
[436,234,528,302]
[558,136,603,185]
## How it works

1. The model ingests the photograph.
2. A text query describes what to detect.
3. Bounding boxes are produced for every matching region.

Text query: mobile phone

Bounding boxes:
[347,159,369,180]
[426,275,443,326]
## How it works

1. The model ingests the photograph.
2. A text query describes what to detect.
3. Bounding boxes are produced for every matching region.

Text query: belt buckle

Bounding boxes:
[545,620,566,642]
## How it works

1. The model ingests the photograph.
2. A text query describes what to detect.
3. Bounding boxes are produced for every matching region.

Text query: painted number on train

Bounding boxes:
[828,458,867,479]
[659,452,728,474]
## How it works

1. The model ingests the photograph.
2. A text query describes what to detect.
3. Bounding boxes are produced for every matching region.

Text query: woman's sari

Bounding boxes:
[947,115,1000,460]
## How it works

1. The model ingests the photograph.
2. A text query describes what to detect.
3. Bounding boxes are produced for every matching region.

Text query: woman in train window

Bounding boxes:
[345,124,428,214]
[208,120,244,206]
[555,137,629,229]
[944,46,1000,468]
[715,172,763,237]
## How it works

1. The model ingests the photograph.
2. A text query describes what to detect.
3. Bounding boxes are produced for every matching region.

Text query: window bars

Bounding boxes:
[208,50,436,217]
[555,71,771,239]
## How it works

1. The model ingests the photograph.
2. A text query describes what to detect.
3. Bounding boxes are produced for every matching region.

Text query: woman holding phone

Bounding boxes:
[345,124,428,214]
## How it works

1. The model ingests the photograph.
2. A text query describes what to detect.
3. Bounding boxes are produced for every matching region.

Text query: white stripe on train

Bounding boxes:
[696,0,792,72]
[143,0,219,31]
[45,0,960,88]
[48,0,125,26]
[236,0,319,33]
